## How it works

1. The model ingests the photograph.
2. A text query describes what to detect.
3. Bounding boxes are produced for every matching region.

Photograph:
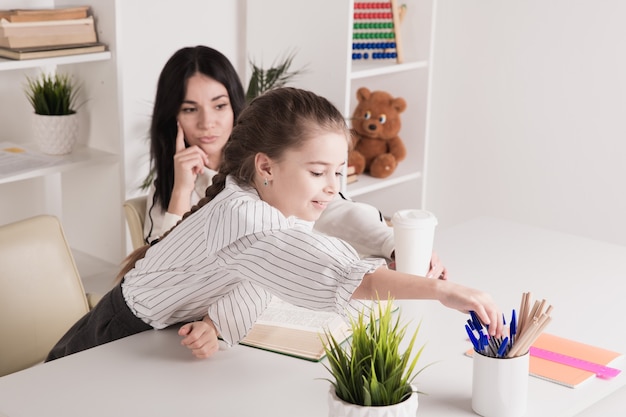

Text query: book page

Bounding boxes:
[240,297,352,361]
[254,297,346,332]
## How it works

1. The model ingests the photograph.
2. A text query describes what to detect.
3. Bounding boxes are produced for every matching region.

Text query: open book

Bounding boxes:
[240,297,392,361]
[240,297,352,361]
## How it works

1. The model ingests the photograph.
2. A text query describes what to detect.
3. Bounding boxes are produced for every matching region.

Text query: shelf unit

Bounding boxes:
[246,0,435,217]
[0,51,111,71]
[0,1,124,290]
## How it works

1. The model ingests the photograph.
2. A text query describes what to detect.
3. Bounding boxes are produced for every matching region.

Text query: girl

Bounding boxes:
[143,45,447,276]
[46,88,502,362]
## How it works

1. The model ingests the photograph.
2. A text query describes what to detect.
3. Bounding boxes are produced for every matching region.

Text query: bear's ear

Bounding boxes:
[391,97,407,113]
[356,87,371,102]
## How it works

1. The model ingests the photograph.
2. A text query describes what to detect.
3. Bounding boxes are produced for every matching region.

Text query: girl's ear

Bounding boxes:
[254,152,274,179]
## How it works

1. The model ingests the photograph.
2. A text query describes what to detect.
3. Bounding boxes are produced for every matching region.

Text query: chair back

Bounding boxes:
[0,215,90,377]
[123,195,148,250]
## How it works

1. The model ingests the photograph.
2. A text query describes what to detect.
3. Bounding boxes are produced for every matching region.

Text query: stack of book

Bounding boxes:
[347,164,358,184]
[0,6,106,60]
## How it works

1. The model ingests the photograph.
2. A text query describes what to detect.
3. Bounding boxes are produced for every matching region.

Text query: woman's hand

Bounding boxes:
[427,251,448,280]
[178,316,220,359]
[168,122,209,215]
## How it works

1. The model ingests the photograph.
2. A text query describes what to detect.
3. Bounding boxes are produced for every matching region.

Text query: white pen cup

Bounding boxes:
[472,351,529,417]
[391,209,438,276]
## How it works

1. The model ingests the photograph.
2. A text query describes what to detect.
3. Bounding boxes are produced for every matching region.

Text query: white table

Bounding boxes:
[0,217,624,416]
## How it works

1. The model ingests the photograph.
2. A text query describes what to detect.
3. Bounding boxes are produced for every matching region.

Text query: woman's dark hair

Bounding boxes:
[116,87,348,283]
[150,45,245,210]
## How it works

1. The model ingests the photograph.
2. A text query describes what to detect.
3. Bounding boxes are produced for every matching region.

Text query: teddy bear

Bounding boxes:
[348,87,407,179]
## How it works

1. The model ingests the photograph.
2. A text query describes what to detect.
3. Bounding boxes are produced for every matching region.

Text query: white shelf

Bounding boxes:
[351,60,428,79]
[247,0,434,214]
[346,165,422,197]
[0,51,111,72]
[0,144,118,185]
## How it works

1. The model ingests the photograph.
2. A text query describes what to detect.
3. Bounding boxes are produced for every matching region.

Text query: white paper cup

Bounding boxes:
[391,209,438,276]
[472,351,529,417]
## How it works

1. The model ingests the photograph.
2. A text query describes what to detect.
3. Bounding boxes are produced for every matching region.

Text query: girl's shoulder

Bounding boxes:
[212,178,295,233]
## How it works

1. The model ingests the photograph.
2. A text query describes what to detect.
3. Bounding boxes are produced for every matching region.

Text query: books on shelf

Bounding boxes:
[240,297,394,362]
[0,17,96,49]
[0,42,106,61]
[466,332,624,388]
[346,164,358,184]
[0,6,89,23]
[0,6,102,58]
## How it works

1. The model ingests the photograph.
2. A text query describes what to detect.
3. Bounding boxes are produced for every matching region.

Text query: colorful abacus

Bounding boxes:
[352,0,404,63]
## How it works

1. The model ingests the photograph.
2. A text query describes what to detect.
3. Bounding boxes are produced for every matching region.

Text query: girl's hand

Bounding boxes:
[178,316,220,359]
[427,251,448,280]
[437,281,504,337]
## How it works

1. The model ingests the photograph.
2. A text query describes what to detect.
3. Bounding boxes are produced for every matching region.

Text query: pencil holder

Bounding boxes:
[472,351,529,417]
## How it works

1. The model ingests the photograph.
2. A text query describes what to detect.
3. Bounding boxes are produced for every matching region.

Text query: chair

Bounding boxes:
[0,215,92,377]
[123,195,148,250]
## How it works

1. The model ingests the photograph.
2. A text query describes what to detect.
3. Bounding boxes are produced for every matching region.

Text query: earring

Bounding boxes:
[263,178,269,187]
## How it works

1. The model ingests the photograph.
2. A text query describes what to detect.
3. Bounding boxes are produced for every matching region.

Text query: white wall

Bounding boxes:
[426,1,626,246]
[116,1,245,198]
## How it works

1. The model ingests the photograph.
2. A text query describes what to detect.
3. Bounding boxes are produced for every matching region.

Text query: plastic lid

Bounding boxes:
[391,209,438,228]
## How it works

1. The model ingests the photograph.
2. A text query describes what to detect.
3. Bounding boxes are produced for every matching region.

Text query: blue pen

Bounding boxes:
[465,324,480,351]
[481,334,490,355]
[497,336,509,357]
[470,311,483,331]
[510,309,517,344]
[467,318,475,331]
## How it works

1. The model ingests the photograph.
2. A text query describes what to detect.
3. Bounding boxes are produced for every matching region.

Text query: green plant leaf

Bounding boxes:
[245,51,304,103]
[322,296,432,407]
[24,72,80,116]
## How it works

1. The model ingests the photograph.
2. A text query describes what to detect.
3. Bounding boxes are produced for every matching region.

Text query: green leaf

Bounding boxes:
[24,72,80,116]
[245,51,305,103]
[322,295,433,406]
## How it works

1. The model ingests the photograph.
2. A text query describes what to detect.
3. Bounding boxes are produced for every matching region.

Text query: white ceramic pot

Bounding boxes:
[328,386,418,417]
[32,112,79,155]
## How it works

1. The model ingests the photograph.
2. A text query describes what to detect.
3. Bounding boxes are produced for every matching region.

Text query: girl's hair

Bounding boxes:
[150,45,245,212]
[116,87,348,283]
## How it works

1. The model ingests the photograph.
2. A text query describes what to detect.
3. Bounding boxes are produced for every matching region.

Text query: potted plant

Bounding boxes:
[25,72,81,155]
[245,51,303,103]
[323,298,430,417]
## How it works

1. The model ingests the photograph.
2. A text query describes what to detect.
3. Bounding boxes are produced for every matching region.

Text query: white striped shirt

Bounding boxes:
[122,176,385,344]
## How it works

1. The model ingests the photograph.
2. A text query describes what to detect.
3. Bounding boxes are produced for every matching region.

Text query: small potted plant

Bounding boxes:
[323,298,430,417]
[25,72,81,155]
[245,51,303,103]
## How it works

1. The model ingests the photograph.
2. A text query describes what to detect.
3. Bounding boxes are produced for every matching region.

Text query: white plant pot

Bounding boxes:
[32,112,79,155]
[328,386,418,417]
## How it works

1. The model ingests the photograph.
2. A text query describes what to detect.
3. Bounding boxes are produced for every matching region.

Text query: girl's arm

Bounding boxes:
[353,266,504,337]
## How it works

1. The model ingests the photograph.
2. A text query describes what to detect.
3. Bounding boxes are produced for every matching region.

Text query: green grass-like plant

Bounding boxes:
[322,298,430,407]
[245,51,303,103]
[25,72,80,116]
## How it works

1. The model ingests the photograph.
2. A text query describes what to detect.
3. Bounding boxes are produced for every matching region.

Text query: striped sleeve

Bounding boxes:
[204,193,386,342]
